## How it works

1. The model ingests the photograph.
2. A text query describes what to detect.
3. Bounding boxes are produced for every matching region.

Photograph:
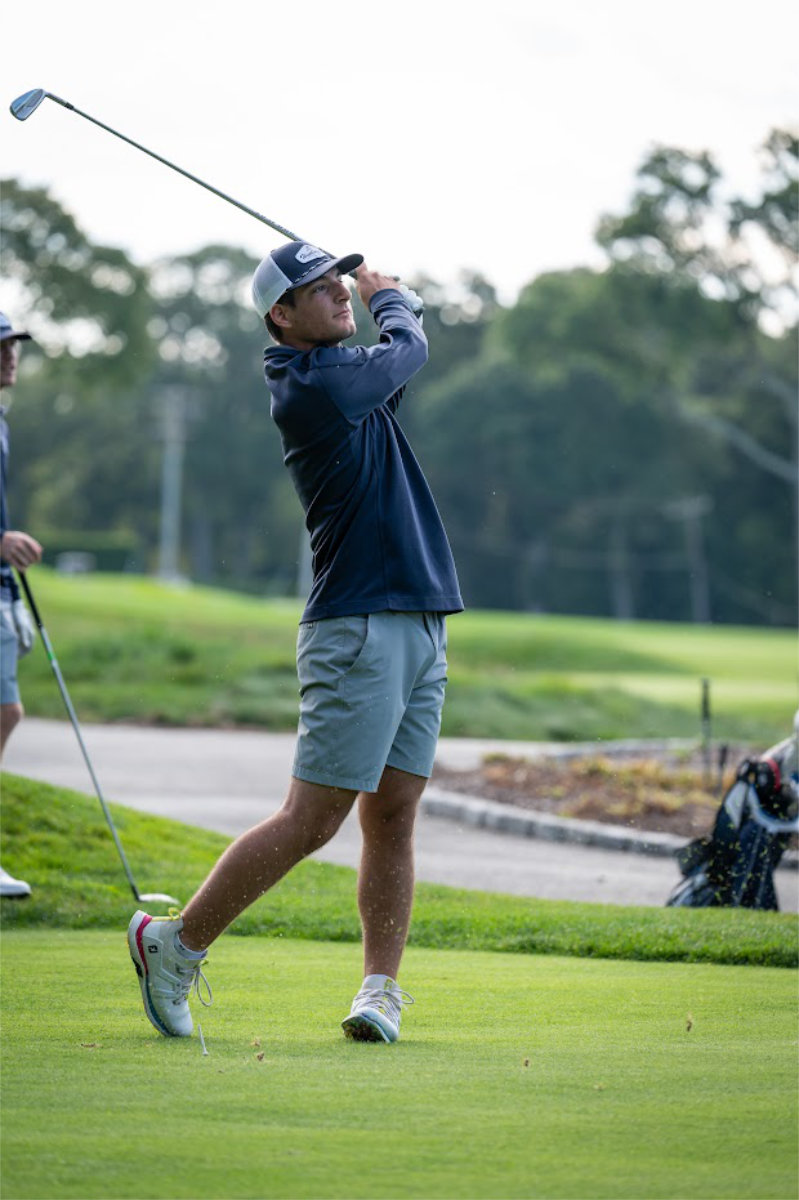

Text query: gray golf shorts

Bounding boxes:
[293,611,448,793]
[0,600,20,705]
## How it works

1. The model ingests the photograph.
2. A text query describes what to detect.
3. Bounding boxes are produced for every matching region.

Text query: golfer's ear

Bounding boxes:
[270,303,292,332]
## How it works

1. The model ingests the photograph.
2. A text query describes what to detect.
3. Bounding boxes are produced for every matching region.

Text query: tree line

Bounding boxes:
[1,128,795,625]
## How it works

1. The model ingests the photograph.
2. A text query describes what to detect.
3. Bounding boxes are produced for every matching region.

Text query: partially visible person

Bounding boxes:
[0,312,42,899]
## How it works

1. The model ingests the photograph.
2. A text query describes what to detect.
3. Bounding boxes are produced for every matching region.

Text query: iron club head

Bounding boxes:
[10,89,48,121]
[138,892,181,907]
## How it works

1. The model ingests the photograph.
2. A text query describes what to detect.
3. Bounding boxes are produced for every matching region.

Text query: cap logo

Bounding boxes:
[295,245,326,264]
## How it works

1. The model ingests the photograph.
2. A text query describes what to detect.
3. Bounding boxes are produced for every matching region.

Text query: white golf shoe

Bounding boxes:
[0,865,31,898]
[342,975,414,1043]
[127,910,211,1037]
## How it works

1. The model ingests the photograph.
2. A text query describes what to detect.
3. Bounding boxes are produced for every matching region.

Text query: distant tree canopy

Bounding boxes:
[0,126,795,625]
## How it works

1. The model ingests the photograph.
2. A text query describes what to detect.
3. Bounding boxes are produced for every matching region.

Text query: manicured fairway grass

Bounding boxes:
[15,569,795,742]
[2,933,797,1200]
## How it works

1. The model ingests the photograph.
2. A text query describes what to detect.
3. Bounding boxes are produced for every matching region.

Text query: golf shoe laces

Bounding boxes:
[187,960,213,1009]
[167,912,213,1009]
[353,983,414,1021]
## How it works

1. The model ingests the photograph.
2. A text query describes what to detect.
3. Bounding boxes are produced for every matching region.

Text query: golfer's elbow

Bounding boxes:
[400,324,429,373]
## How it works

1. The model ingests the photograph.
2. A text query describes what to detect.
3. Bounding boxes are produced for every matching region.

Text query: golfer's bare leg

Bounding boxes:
[0,702,23,756]
[357,766,426,980]
[179,778,356,951]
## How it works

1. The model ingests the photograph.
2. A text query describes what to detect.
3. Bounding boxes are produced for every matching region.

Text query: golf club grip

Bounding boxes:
[16,570,42,627]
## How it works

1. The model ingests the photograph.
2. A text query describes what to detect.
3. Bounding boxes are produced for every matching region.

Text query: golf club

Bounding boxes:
[15,570,180,907]
[9,88,303,243]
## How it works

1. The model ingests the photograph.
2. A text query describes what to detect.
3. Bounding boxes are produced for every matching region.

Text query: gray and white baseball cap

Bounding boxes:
[251,242,363,318]
[0,312,32,342]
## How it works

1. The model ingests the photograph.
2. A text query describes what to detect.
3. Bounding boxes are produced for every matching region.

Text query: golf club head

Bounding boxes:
[9,89,47,121]
[138,892,181,907]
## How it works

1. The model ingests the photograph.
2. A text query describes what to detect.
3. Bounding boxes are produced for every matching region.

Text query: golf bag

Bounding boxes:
[666,737,799,910]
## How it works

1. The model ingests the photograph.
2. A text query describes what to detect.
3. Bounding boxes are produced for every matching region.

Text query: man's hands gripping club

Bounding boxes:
[0,531,41,656]
[354,269,424,320]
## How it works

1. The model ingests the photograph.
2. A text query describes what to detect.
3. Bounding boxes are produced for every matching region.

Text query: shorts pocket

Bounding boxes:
[331,615,371,679]
[296,615,371,692]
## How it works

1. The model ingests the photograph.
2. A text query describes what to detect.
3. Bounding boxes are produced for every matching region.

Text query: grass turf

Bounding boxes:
[1,933,797,1200]
[15,569,795,743]
[2,773,797,968]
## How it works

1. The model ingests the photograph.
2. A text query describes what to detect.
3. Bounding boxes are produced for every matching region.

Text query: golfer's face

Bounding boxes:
[287,271,356,347]
[0,339,21,389]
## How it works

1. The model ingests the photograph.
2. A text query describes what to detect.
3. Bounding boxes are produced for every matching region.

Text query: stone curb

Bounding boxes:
[421,786,799,871]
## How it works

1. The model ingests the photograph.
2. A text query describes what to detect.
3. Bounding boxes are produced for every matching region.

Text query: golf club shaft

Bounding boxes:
[16,570,144,903]
[38,91,303,242]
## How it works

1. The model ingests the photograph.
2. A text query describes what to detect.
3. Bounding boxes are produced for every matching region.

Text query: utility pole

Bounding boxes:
[158,387,188,583]
[609,513,634,620]
[663,496,713,623]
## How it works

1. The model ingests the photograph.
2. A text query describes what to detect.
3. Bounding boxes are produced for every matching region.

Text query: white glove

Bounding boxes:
[399,284,425,322]
[11,599,35,657]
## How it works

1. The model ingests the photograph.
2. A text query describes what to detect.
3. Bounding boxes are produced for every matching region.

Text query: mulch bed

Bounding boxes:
[431,747,755,840]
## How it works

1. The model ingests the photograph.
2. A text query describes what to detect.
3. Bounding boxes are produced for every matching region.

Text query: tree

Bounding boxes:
[0,178,154,380]
[594,129,797,624]
[729,128,798,318]
[143,245,301,588]
[482,130,796,624]
[595,128,799,329]
[0,179,158,552]
[415,341,695,616]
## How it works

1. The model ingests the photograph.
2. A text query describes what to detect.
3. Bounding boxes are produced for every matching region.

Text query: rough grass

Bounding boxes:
[14,569,794,742]
[2,774,796,967]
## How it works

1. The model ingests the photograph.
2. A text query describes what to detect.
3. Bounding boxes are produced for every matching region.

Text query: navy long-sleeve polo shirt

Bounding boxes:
[264,288,463,623]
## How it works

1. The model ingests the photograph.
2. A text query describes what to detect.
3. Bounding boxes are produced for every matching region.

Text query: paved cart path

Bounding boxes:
[4,719,796,910]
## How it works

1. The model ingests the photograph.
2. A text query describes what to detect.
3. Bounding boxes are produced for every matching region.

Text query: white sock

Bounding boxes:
[175,933,206,960]
[362,974,393,990]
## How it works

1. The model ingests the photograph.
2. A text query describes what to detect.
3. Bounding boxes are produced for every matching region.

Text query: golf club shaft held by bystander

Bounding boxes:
[15,570,180,907]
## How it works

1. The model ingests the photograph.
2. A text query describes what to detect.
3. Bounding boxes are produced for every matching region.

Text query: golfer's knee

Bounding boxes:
[0,702,24,744]
[280,781,354,853]
[360,797,419,844]
[300,810,347,853]
[361,771,424,833]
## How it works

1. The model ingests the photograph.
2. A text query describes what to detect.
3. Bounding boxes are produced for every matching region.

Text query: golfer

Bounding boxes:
[128,244,462,1043]
[0,312,42,899]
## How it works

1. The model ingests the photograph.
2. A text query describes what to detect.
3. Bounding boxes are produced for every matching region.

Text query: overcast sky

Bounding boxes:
[2,0,796,307]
